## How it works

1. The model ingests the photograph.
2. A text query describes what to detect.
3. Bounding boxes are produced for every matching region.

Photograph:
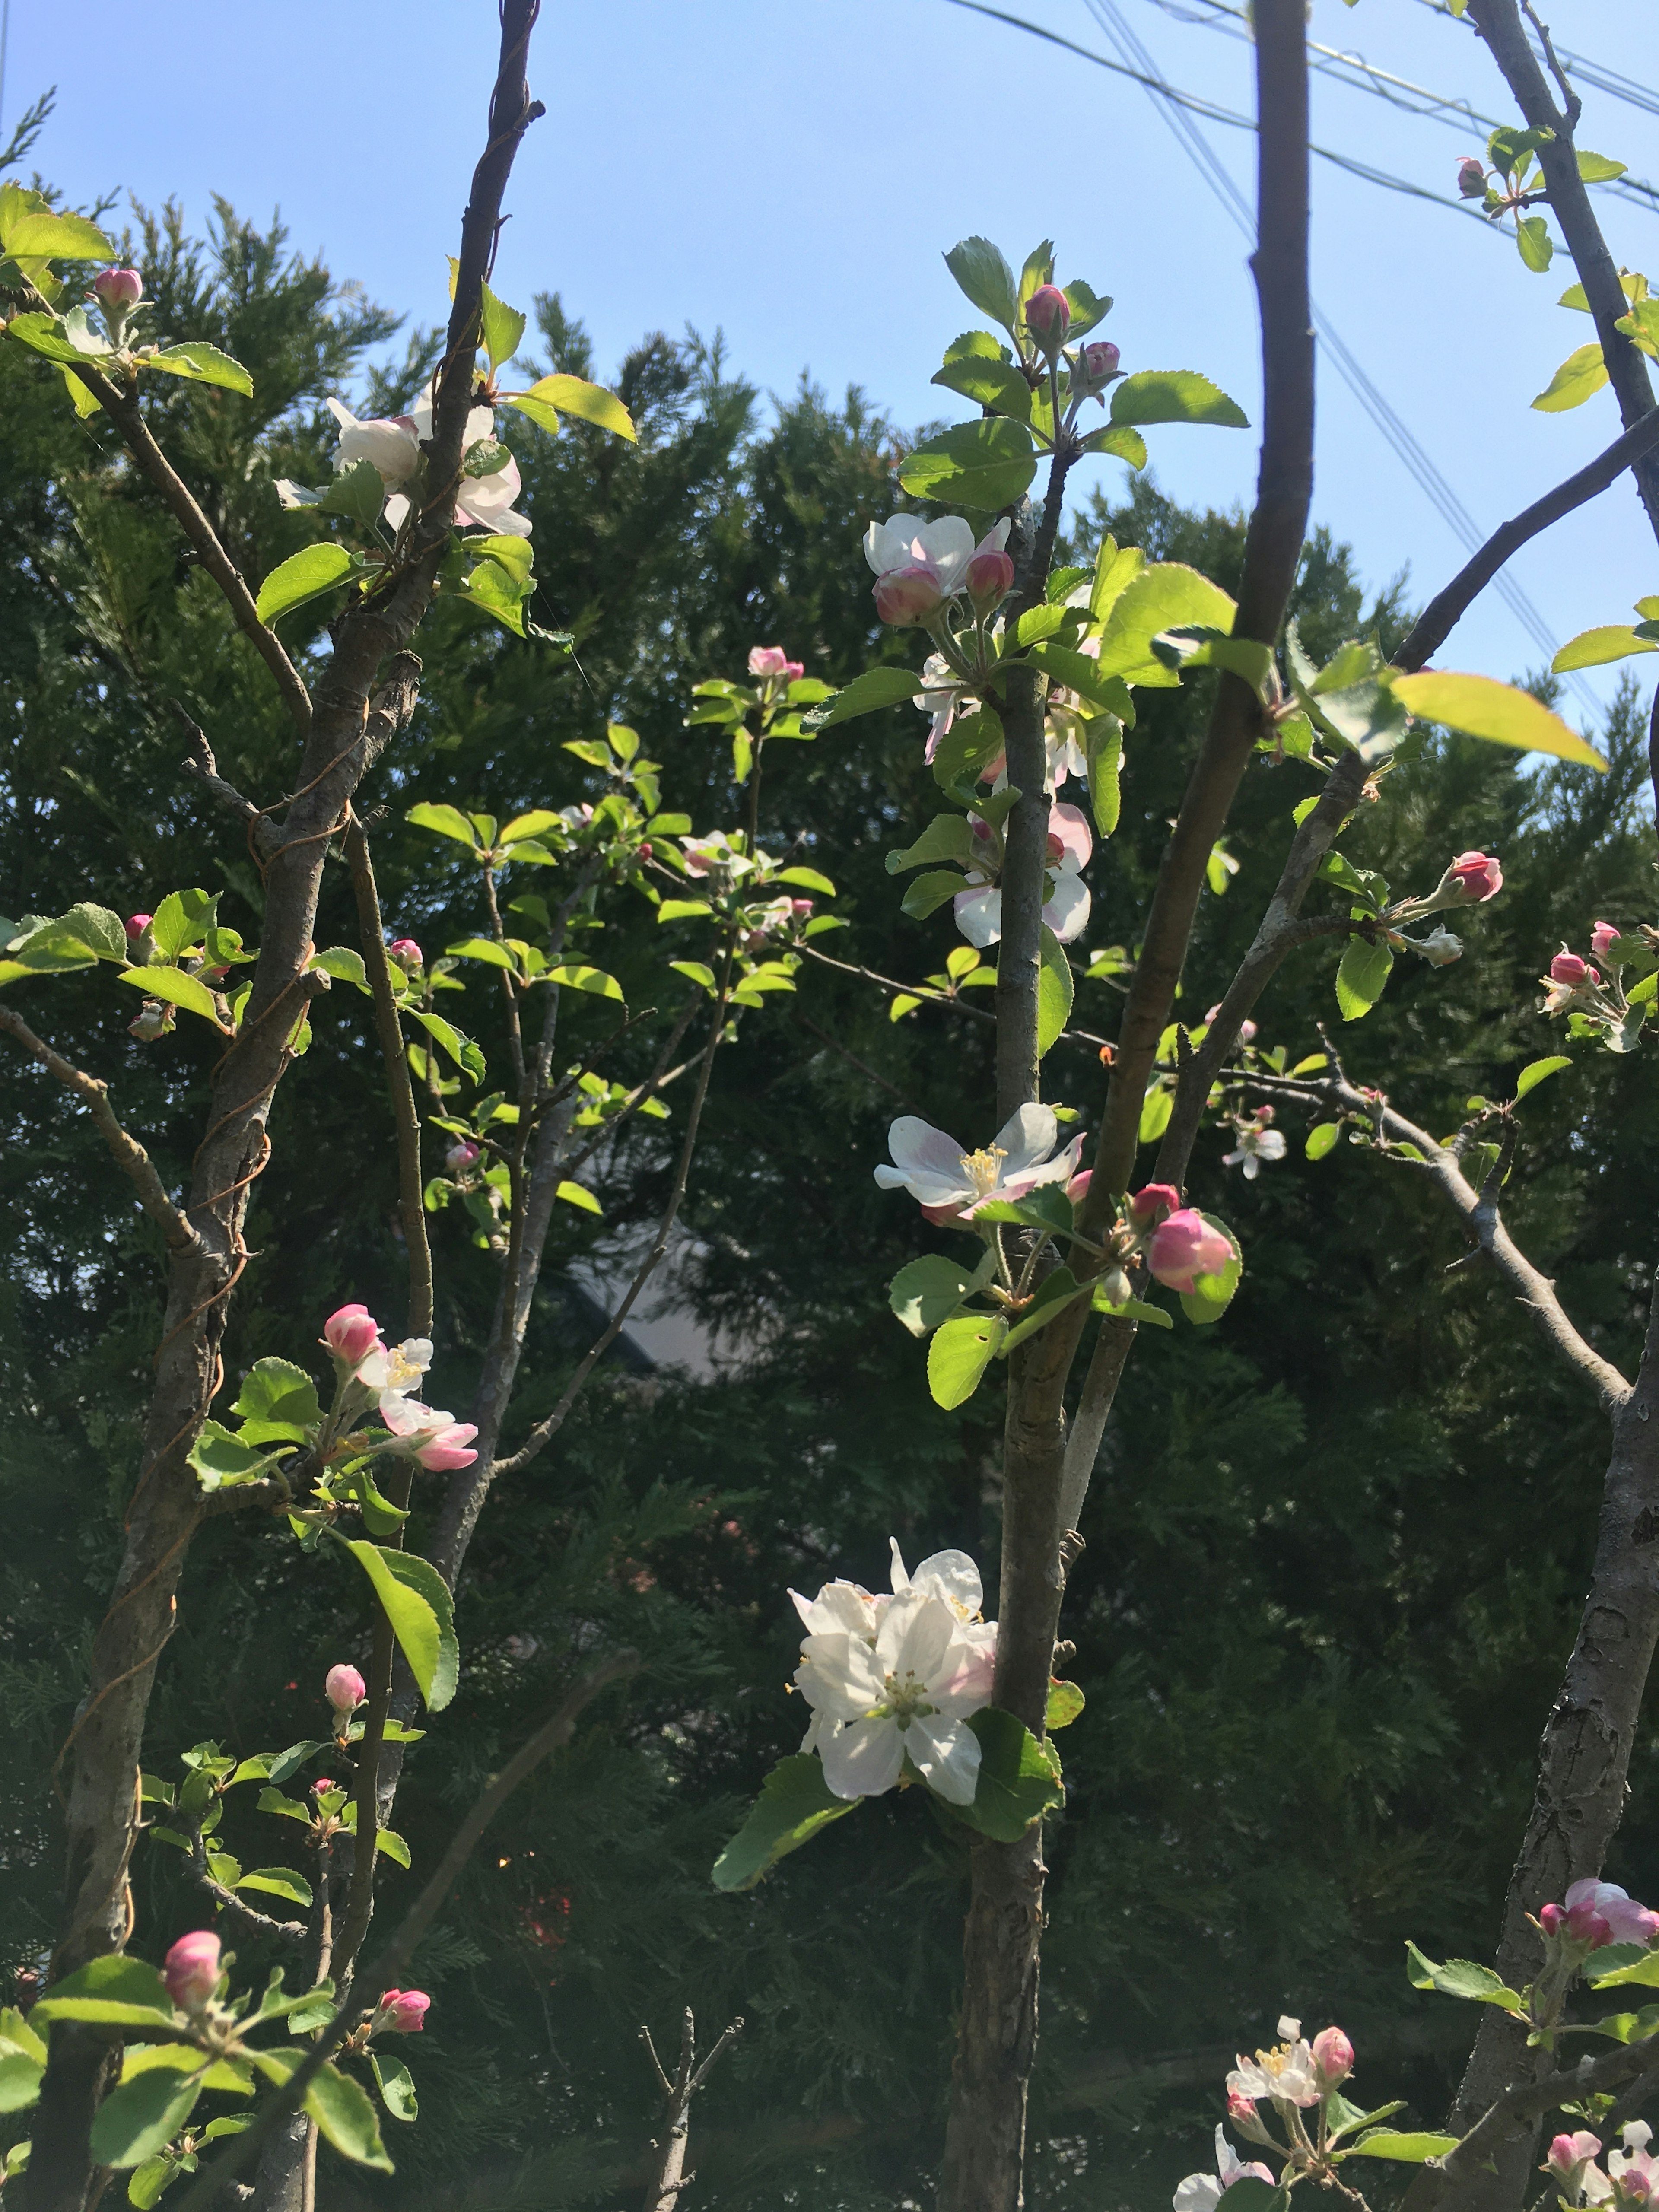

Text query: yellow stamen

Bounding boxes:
[960,1144,1007,1199]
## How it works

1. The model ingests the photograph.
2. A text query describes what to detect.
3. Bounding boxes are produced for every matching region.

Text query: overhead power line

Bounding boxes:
[1408,0,1659,124]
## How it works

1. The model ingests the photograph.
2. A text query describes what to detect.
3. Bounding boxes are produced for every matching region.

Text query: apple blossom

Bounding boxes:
[1147,1210,1234,1294]
[322,396,422,491]
[966,544,1015,613]
[128,1001,172,1042]
[1024,283,1071,351]
[386,938,423,969]
[913,652,974,761]
[1172,2125,1275,2210]
[874,564,947,626]
[1129,1182,1181,1226]
[92,267,144,313]
[1443,849,1503,903]
[1311,2025,1354,2087]
[1458,156,1488,198]
[379,1392,479,1471]
[1611,2122,1659,2202]
[1224,1113,1286,1180]
[682,829,752,879]
[322,1303,383,1371]
[955,801,1092,949]
[1077,339,1121,390]
[1540,1897,1611,1948]
[446,1141,481,1174]
[890,1540,997,1700]
[1548,2131,1606,2195]
[874,1103,1083,1220]
[375,1989,432,2034]
[163,1930,222,2012]
[794,1586,993,1803]
[1551,950,1599,989]
[1227,2016,1321,2109]
[125,912,153,941]
[325,1663,366,1715]
[864,515,1011,626]
[748,645,790,678]
[1565,1878,1659,1948]
[386,384,532,537]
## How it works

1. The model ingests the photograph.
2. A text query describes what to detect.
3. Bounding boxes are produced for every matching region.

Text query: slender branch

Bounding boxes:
[642,2007,744,2212]
[343,814,434,1338]
[798,941,1116,1054]
[168,1648,638,2212]
[0,1007,200,1255]
[1395,407,1659,673]
[185,1824,306,1948]
[175,709,282,860]
[1244,1067,1631,1408]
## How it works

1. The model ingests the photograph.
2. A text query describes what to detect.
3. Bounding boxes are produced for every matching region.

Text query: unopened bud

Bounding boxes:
[375,1989,431,2034]
[1550,950,1598,988]
[1457,157,1488,199]
[446,1141,480,1174]
[1077,340,1120,390]
[1443,850,1503,903]
[1592,920,1622,956]
[1025,284,1071,353]
[163,1931,222,2012]
[790,898,814,919]
[313,1777,336,1796]
[325,1664,366,1715]
[92,267,143,312]
[637,841,654,863]
[874,565,946,626]
[1312,2026,1354,2087]
[386,938,423,970]
[323,1303,381,1369]
[748,645,790,679]
[966,547,1015,613]
[125,912,153,941]
[1128,1182,1180,1225]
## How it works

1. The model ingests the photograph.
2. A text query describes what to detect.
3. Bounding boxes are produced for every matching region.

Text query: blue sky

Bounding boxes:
[8,0,1659,720]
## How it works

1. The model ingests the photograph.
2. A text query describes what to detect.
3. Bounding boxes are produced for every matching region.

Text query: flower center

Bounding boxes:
[881,1669,937,1723]
[960,1144,1007,1199]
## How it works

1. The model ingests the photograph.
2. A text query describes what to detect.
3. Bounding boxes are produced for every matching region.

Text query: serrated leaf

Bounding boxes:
[933,1709,1064,1840]
[1095,563,1237,687]
[1037,925,1074,1060]
[808,664,928,731]
[1515,1054,1571,1100]
[1347,2130,1461,2162]
[927,1313,1007,1408]
[712,1753,858,1890]
[1306,1122,1342,1160]
[254,542,355,627]
[406,801,483,850]
[510,373,636,441]
[0,2051,41,2114]
[89,2068,203,2168]
[932,351,1031,421]
[942,236,1020,329]
[1336,935,1394,1022]
[1551,625,1658,674]
[888,1252,995,1338]
[337,1539,458,1712]
[305,2061,393,2171]
[1390,671,1606,770]
[887,816,976,875]
[4,209,114,259]
[543,964,624,1000]
[1404,1940,1527,2010]
[370,2051,418,2123]
[145,344,253,398]
[32,1955,177,2032]
[1109,369,1248,429]
[898,418,1038,511]
[1516,214,1554,271]
[1532,343,1608,412]
[902,869,971,922]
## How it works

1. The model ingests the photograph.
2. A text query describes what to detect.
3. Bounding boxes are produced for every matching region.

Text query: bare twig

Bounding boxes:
[0,1007,200,1255]
[641,2006,744,2212]
[798,940,1115,1054]
[175,709,282,860]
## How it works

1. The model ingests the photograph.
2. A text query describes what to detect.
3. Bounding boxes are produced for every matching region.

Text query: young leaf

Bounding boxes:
[1109,369,1248,429]
[370,2051,418,2123]
[1046,1680,1085,1729]
[4,208,115,259]
[1336,935,1394,1023]
[0,2051,41,2114]
[235,1868,314,1908]
[556,1180,602,1215]
[254,543,355,628]
[928,1314,1007,1408]
[942,236,1020,330]
[1551,625,1658,674]
[1037,926,1074,1059]
[1306,1122,1342,1161]
[31,1955,177,2033]
[807,664,927,731]
[1516,213,1554,271]
[889,1252,995,1338]
[1532,342,1608,412]
[543,964,625,1000]
[887,816,977,875]
[933,1709,1064,1841]
[89,2067,203,2168]
[337,1539,458,1712]
[478,280,526,372]
[897,419,1039,512]
[116,963,225,1027]
[145,344,254,398]
[1346,2131,1461,2162]
[406,801,484,851]
[508,373,636,441]
[1404,1940,1527,2011]
[1515,1054,1572,1101]
[305,2062,393,2171]
[711,1752,858,1891]
[1391,671,1606,768]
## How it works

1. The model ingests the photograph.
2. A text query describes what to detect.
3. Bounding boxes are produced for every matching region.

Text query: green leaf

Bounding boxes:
[1516,213,1554,271]
[0,2007,46,2064]
[1532,343,1608,412]
[478,280,526,372]
[1347,2131,1461,2163]
[1390,671,1606,770]
[124,2156,180,2209]
[1552,625,1659,673]
[32,1955,178,2032]
[942,236,1020,330]
[928,1313,1007,1408]
[931,703,1007,788]
[0,2051,41,2113]
[3,209,114,259]
[935,1709,1064,1840]
[807,664,928,731]
[556,1180,602,1215]
[1151,626,1275,696]
[254,543,355,627]
[407,801,483,853]
[889,1252,996,1338]
[120,2044,250,2096]
[187,1420,293,1490]
[1083,718,1123,839]
[305,2062,393,2172]
[310,945,368,989]
[313,458,386,528]
[1577,149,1627,181]
[1046,1680,1085,1729]
[887,815,976,876]
[235,1867,313,1908]
[116,964,224,1027]
[54,902,127,962]
[543,964,624,1000]
[138,887,217,963]
[1095,563,1237,687]
[230,1357,320,1441]
[1581,1947,1659,1989]
[1037,925,1074,1060]
[509,373,636,442]
[1081,422,1148,470]
[897,419,1038,512]
[1060,277,1111,339]
[1306,1122,1342,1161]
[775,866,836,893]
[89,2068,203,2168]
[337,1539,458,1712]
[2,310,103,366]
[1109,369,1248,429]
[1002,1267,1088,1353]
[711,1752,858,1890]
[409,1009,484,1082]
[1179,1214,1243,1326]
[1405,1940,1527,2011]
[144,344,254,398]
[256,1787,311,1823]
[901,869,971,922]
[370,2052,418,2123]
[460,550,532,637]
[1515,1054,1572,1100]
[1336,935,1394,1023]
[933,345,1032,421]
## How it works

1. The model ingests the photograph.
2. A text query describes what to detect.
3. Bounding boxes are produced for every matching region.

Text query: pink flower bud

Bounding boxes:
[748,645,790,679]
[92,267,143,312]
[125,913,153,940]
[375,1989,431,2034]
[163,1931,222,2012]
[1239,1019,1257,1042]
[790,898,814,918]
[874,564,946,626]
[1547,2131,1604,2178]
[386,938,423,970]
[1592,920,1622,956]
[637,841,654,863]
[1078,340,1121,389]
[784,659,805,682]
[1312,2026,1354,2086]
[414,1422,479,1473]
[313,1777,335,1795]
[1067,1168,1092,1207]
[1540,1901,1565,1937]
[1457,157,1488,198]
[1550,950,1597,988]
[1146,1208,1234,1294]
[323,1303,382,1369]
[325,1664,366,1715]
[1445,851,1503,903]
[1128,1182,1181,1225]
[1227,2088,1258,2125]
[1025,284,1071,350]
[446,1141,480,1174]
[966,547,1015,613]
[1567,1901,1614,1948]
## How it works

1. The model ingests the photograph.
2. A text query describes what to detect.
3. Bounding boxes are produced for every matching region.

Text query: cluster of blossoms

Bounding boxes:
[865,513,1015,632]
[1549,2120,1659,2206]
[278,381,531,537]
[1374,848,1505,970]
[676,829,815,946]
[953,799,1093,948]
[123,908,237,1042]
[1175,2017,1356,2206]
[1538,920,1657,1050]
[791,1542,997,1804]
[322,1303,478,1471]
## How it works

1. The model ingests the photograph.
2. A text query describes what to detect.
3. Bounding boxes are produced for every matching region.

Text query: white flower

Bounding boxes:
[1222,1125,1287,1180]
[874,1103,1083,1219]
[891,1540,997,1701]
[914,652,976,763]
[865,514,1008,599]
[356,1336,433,1404]
[383,382,532,538]
[794,1586,992,1804]
[1610,2119,1659,2198]
[1172,2126,1276,2211]
[327,397,423,487]
[1227,2018,1322,2109]
[681,829,754,880]
[953,800,1093,949]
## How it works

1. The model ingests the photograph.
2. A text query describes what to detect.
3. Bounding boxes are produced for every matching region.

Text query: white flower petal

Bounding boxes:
[993,1103,1059,1179]
[876,1589,957,1683]
[954,885,1003,947]
[818,1714,906,1799]
[1042,871,1091,944]
[1172,2178,1223,2212]
[903,1712,982,1803]
[908,1548,983,1616]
